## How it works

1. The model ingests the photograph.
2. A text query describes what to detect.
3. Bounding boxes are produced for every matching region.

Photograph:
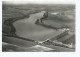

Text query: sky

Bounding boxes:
[3,0,75,4]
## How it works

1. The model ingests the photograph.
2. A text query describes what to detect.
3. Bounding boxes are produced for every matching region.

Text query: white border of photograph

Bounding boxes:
[0,0,80,57]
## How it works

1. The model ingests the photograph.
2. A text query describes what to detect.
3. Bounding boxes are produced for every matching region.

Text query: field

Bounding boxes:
[2,3,75,52]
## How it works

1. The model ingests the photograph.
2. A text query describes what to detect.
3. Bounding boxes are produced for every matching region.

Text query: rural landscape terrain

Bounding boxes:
[2,2,75,52]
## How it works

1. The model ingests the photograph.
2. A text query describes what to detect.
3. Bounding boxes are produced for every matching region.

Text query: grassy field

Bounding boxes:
[43,10,75,31]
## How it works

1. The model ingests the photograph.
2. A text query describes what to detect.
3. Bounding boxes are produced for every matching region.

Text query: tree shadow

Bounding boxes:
[35,22,58,30]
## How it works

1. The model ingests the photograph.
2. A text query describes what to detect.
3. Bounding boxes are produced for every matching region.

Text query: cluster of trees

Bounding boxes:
[3,18,17,36]
[35,11,48,24]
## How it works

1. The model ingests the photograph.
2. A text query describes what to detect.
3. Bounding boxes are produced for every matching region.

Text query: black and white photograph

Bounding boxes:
[2,0,75,52]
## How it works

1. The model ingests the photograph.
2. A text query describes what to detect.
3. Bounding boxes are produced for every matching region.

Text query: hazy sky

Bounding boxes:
[3,0,75,4]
